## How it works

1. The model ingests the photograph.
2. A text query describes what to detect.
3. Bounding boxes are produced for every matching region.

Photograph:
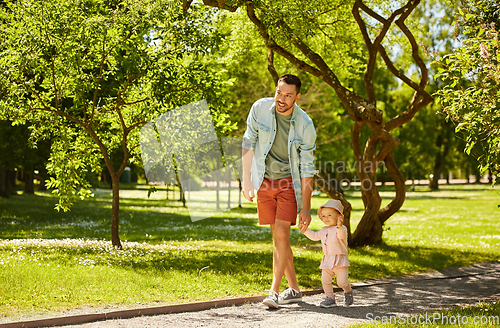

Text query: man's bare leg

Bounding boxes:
[270,219,297,293]
[284,252,300,291]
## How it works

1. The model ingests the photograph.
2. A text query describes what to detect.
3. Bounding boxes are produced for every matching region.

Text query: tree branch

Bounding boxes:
[353,0,413,105]
[245,4,321,77]
[352,1,375,103]
[351,121,365,173]
[123,98,148,106]
[352,0,433,132]
[377,44,425,94]
[202,0,238,12]
[384,1,433,131]
[92,25,134,122]
[40,4,61,111]
[395,12,430,90]
[267,48,279,86]
[264,19,373,122]
[128,120,149,131]
[183,0,194,12]
[373,132,400,164]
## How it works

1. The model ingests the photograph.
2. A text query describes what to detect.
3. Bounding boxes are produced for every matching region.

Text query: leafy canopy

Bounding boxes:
[0,0,231,209]
[434,0,500,177]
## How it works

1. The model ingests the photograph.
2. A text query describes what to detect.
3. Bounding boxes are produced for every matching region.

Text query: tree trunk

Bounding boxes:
[429,122,452,190]
[37,171,48,191]
[173,155,186,207]
[237,175,242,208]
[6,170,17,195]
[351,178,383,245]
[24,171,35,194]
[378,153,406,222]
[216,170,220,210]
[110,174,122,249]
[348,125,407,246]
[176,170,186,207]
[474,170,482,183]
[429,147,444,190]
[0,167,8,198]
[349,149,407,246]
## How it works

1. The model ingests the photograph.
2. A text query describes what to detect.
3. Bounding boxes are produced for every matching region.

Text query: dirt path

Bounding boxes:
[4,262,500,328]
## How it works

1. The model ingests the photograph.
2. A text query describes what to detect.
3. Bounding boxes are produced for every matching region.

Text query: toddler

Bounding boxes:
[303,199,353,307]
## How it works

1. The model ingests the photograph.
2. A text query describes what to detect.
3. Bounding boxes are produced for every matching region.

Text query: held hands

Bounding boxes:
[242,179,255,202]
[298,208,311,233]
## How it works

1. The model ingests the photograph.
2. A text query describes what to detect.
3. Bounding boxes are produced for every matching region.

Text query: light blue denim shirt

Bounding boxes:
[242,97,317,212]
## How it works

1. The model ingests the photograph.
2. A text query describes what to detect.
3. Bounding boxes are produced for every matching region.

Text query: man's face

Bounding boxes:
[274,81,301,116]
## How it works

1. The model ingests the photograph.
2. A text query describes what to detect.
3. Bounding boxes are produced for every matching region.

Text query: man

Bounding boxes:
[241,74,317,308]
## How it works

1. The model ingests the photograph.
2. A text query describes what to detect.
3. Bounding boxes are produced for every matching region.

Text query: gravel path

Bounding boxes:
[5,262,500,328]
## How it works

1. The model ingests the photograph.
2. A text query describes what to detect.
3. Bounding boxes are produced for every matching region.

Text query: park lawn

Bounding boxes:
[0,183,499,320]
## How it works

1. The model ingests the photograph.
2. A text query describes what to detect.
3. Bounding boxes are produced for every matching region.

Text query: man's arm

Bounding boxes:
[242,148,255,202]
[298,121,317,232]
[298,176,313,232]
[241,101,261,202]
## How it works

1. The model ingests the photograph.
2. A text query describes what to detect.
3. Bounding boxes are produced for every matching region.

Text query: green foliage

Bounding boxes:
[387,84,438,180]
[0,0,233,211]
[253,0,365,81]
[434,0,500,178]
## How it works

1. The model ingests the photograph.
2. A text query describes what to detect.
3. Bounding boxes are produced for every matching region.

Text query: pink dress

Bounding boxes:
[303,225,349,268]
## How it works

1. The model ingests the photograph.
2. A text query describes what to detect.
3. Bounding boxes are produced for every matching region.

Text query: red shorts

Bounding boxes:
[256,176,298,226]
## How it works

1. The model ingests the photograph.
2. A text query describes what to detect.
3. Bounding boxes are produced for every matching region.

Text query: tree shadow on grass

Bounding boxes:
[345,193,468,201]
[347,243,498,282]
[85,242,498,292]
[1,192,269,242]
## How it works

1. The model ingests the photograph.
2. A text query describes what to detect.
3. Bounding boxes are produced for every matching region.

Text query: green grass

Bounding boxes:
[0,183,499,319]
[355,301,500,327]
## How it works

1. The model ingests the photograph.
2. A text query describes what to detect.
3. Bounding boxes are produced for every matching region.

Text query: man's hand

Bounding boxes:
[298,208,311,233]
[242,179,255,202]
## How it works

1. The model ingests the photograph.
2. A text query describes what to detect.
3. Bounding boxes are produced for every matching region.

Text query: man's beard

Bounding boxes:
[276,100,294,113]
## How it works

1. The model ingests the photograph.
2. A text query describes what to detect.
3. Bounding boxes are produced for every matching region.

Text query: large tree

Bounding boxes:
[195,0,433,245]
[0,0,229,248]
[434,0,500,179]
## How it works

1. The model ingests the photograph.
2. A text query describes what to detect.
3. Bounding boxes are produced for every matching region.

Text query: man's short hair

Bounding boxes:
[278,74,301,94]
